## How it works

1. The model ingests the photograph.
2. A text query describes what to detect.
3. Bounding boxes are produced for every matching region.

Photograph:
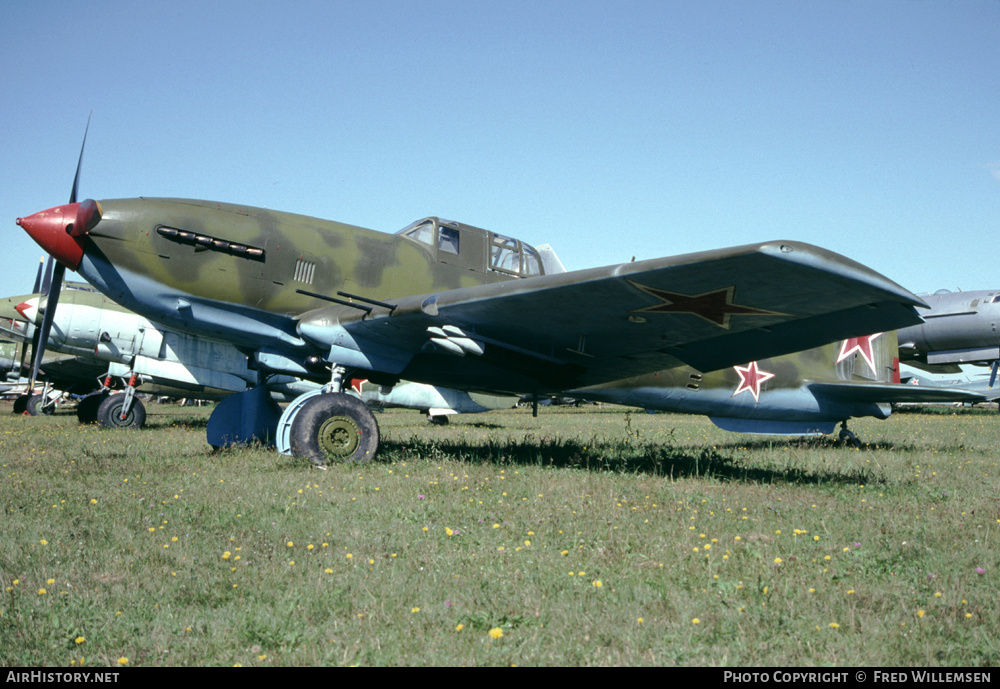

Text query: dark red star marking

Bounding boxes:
[627,281,787,329]
[836,333,881,374]
[731,361,775,403]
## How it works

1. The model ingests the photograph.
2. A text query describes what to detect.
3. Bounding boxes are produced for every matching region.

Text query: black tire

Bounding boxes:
[13,395,30,415]
[76,394,108,424]
[26,394,54,416]
[97,394,146,429]
[427,414,450,425]
[290,393,380,466]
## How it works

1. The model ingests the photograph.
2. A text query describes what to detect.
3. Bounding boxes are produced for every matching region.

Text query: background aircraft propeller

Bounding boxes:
[13,259,45,379]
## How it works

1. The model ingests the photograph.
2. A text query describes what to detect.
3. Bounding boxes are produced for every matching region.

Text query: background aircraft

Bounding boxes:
[899,362,1000,403]
[897,289,1000,387]
[17,131,930,466]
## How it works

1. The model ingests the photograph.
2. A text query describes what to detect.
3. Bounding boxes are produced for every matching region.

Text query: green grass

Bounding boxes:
[1,401,997,666]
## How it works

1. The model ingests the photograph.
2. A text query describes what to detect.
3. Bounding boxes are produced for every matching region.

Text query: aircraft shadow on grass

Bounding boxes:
[371,436,899,486]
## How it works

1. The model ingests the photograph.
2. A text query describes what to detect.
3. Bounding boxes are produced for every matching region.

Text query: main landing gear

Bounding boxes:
[79,373,146,429]
[276,365,381,468]
[14,387,59,416]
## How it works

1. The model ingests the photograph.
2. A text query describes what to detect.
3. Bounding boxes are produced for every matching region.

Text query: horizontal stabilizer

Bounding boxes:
[807,381,986,405]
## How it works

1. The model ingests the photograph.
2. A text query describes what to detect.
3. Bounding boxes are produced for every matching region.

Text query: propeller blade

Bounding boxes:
[70,112,91,205]
[989,361,998,389]
[40,256,53,296]
[18,325,38,378]
[31,257,44,295]
[28,263,65,389]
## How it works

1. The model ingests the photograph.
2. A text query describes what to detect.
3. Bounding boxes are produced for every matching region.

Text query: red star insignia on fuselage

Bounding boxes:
[732,361,775,403]
[627,281,788,329]
[836,333,881,374]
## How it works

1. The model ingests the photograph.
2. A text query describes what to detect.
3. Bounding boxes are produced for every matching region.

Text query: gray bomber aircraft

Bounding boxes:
[17,129,932,467]
[897,289,1000,387]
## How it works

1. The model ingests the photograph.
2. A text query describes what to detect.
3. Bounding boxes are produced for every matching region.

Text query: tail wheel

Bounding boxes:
[97,394,146,429]
[290,393,379,466]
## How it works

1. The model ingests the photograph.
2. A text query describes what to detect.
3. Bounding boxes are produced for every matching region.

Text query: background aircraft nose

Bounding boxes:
[16,199,101,270]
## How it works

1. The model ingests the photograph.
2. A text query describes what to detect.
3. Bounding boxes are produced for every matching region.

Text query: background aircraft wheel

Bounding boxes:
[290,393,379,466]
[97,395,146,429]
[427,414,450,425]
[13,395,30,415]
[26,394,54,416]
[76,394,108,424]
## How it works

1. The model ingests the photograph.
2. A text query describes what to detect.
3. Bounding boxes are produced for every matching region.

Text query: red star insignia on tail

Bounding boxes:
[836,333,881,374]
[627,282,787,329]
[732,361,775,403]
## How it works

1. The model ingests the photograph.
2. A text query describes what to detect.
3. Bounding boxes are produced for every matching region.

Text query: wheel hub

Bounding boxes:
[317,415,361,459]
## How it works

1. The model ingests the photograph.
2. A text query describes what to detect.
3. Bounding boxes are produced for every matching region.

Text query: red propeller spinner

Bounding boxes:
[16,199,101,270]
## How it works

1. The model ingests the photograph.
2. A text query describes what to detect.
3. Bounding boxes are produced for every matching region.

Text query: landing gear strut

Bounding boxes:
[838,422,862,449]
[94,372,146,429]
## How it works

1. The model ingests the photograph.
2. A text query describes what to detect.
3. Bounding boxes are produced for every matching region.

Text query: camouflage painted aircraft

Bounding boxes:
[897,289,1000,388]
[16,128,931,467]
[566,330,985,445]
[5,281,980,449]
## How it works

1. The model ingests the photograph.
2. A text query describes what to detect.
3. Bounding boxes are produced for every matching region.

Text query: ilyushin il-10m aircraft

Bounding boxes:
[5,277,981,448]
[17,126,934,467]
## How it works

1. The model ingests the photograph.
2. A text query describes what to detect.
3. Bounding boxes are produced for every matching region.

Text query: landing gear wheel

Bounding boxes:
[13,395,29,415]
[427,414,450,425]
[97,394,146,429]
[26,394,54,416]
[77,394,108,424]
[290,393,380,467]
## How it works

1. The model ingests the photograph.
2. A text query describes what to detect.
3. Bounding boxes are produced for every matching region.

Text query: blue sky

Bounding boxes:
[2,0,998,302]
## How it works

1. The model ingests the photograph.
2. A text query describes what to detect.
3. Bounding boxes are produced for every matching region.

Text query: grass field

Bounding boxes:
[1,401,997,667]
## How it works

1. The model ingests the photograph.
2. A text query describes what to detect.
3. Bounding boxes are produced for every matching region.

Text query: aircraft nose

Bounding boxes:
[13,299,39,324]
[16,199,101,270]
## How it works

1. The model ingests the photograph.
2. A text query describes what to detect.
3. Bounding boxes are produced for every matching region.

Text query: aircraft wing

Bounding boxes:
[298,240,925,392]
[808,381,987,405]
[32,354,106,389]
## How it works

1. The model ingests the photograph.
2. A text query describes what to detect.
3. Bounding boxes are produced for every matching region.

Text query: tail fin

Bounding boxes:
[833,330,899,383]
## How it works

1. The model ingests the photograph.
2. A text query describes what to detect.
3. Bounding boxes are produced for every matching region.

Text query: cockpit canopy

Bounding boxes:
[397,217,563,278]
